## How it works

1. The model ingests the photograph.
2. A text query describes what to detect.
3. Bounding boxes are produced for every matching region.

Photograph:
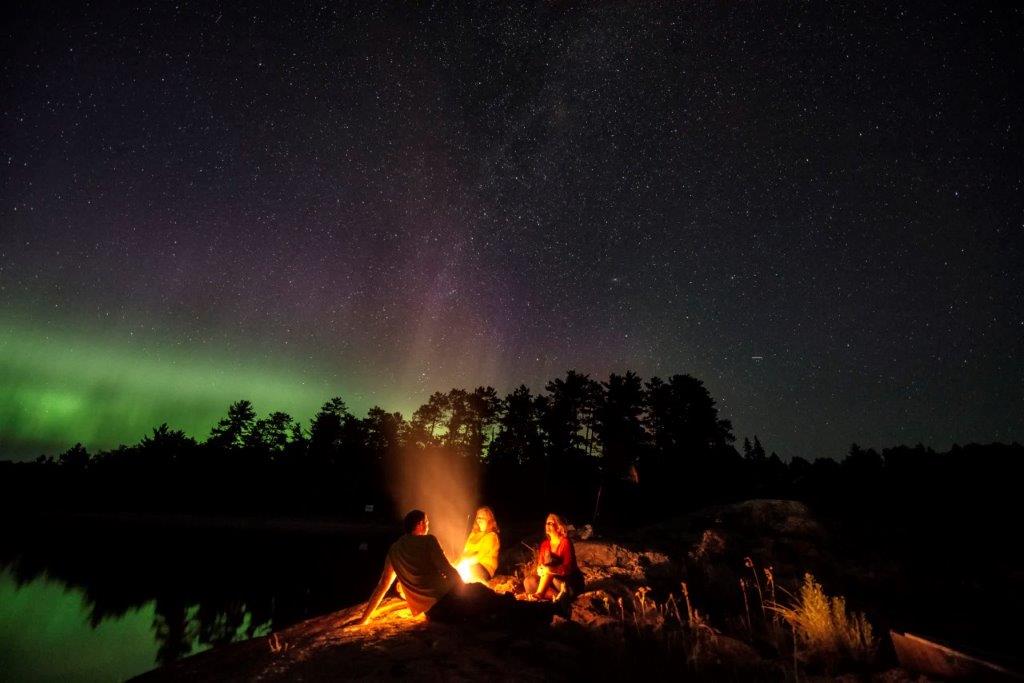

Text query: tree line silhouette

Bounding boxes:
[2,368,1021,534]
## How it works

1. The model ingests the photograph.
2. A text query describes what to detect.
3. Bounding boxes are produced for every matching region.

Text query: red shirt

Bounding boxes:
[539,535,578,577]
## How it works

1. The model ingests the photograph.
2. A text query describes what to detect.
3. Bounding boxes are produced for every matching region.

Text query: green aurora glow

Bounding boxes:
[0,322,397,460]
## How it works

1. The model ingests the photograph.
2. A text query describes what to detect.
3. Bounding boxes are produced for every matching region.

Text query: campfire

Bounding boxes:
[455,558,476,583]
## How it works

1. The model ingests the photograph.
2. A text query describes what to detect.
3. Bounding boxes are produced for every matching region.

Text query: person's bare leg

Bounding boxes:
[534,572,554,599]
[468,563,490,584]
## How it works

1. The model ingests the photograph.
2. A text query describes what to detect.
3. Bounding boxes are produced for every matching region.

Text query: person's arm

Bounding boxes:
[535,538,549,572]
[533,540,553,596]
[460,535,478,562]
[477,532,498,568]
[359,557,397,625]
[480,532,498,556]
[551,537,573,576]
[542,538,563,568]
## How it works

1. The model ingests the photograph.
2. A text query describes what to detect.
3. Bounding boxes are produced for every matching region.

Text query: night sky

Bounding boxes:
[2,2,1022,461]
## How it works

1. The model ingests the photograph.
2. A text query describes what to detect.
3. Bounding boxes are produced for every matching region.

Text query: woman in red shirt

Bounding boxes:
[524,513,585,601]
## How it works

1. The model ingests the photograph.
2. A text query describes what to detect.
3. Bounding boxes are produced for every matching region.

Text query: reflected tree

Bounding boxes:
[152,597,194,666]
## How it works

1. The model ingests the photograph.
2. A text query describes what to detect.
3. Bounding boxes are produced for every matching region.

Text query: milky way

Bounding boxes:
[2,2,1022,459]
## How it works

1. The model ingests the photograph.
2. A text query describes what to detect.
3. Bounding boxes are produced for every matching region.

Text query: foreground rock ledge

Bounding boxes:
[132,501,914,682]
[131,552,757,681]
[132,594,772,682]
[133,597,577,682]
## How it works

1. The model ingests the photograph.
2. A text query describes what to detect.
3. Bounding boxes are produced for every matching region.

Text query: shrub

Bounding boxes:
[771,573,875,671]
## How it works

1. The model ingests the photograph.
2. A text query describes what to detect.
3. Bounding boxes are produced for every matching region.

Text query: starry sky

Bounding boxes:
[2,2,1022,461]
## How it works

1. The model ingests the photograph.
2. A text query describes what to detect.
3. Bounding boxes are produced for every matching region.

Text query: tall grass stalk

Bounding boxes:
[745,556,766,621]
[681,581,694,626]
[740,578,752,633]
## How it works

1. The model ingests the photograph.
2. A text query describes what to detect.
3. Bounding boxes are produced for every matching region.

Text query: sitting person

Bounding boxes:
[360,509,458,624]
[360,509,551,626]
[458,506,500,584]
[524,513,585,602]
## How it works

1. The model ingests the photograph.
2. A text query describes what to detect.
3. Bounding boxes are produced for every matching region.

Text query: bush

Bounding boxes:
[771,573,875,671]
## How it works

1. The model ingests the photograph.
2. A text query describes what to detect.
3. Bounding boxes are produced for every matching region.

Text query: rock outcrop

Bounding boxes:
[132,500,843,682]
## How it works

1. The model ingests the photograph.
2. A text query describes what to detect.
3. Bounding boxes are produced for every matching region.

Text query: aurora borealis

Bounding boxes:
[0,319,352,458]
[2,2,1023,461]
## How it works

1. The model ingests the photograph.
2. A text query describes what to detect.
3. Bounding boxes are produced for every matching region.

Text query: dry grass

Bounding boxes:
[575,581,724,679]
[770,573,875,671]
[560,551,879,679]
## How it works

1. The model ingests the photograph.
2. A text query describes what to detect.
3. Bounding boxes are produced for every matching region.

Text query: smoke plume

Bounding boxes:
[387,446,479,559]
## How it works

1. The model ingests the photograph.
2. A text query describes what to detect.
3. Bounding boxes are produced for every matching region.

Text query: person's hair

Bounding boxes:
[403,509,426,534]
[545,513,567,538]
[475,506,499,534]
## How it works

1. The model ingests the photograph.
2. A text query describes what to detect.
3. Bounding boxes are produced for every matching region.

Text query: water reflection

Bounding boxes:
[0,518,388,681]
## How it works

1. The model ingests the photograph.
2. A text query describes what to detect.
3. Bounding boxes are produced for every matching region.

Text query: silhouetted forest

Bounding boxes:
[2,369,1021,543]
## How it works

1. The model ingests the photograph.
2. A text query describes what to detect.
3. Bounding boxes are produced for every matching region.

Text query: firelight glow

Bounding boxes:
[455,559,475,583]
[387,448,479,559]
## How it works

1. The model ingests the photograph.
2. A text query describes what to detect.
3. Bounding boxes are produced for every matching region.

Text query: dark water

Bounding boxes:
[0,517,391,682]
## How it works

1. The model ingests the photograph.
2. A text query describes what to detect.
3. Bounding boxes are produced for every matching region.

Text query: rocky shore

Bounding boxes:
[132,500,935,681]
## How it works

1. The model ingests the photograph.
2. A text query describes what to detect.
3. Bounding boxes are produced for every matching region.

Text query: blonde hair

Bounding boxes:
[475,506,499,534]
[545,513,567,538]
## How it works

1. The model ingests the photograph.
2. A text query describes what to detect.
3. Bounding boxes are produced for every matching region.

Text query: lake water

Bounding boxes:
[0,517,391,682]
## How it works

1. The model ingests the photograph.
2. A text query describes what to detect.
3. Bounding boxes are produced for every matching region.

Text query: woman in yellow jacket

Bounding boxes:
[457,506,500,584]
